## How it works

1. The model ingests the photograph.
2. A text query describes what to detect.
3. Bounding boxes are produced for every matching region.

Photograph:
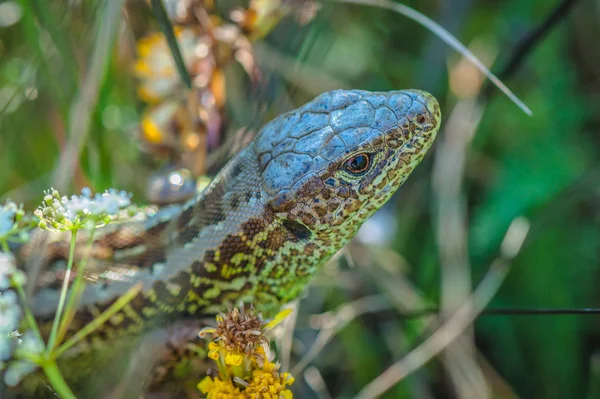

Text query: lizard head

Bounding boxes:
[254,89,441,242]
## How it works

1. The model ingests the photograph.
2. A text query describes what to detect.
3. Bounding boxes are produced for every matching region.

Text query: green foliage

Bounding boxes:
[1,0,600,398]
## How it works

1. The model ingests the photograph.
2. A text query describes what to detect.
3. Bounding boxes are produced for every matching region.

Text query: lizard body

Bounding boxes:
[17,89,440,394]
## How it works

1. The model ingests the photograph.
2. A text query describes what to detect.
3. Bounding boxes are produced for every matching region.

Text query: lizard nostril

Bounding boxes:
[416,114,426,124]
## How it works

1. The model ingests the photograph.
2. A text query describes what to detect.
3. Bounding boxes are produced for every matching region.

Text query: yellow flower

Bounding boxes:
[201,307,266,366]
[208,341,221,361]
[198,367,294,399]
[198,376,247,399]
[245,361,294,399]
[226,351,244,367]
[207,340,245,366]
[141,114,163,144]
[198,376,215,393]
[133,29,202,104]
[198,306,295,398]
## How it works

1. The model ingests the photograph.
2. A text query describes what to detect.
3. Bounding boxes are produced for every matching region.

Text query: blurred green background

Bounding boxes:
[2,0,600,398]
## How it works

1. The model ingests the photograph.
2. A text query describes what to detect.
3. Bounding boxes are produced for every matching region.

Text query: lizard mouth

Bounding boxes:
[403,89,442,143]
[400,90,441,155]
[351,91,441,223]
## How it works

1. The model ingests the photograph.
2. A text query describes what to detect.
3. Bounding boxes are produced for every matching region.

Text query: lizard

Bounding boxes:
[15,88,441,396]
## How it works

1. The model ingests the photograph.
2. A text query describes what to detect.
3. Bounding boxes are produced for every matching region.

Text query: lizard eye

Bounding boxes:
[343,153,372,175]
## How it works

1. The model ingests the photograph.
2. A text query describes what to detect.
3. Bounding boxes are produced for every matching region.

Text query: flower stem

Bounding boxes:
[1,233,42,341]
[55,282,143,358]
[41,358,77,399]
[150,0,192,88]
[0,239,9,253]
[56,229,95,345]
[13,282,45,344]
[47,230,77,350]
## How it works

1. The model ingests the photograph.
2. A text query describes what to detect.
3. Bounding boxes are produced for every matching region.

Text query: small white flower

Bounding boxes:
[0,252,23,290]
[0,290,21,332]
[9,330,22,345]
[0,201,33,247]
[19,331,43,355]
[0,209,15,236]
[0,290,22,363]
[0,201,21,237]
[35,187,136,232]
[3,359,37,386]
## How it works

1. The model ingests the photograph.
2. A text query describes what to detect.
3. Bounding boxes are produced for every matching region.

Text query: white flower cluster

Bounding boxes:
[0,291,21,341]
[0,252,41,384]
[0,253,24,361]
[0,203,17,236]
[3,331,43,386]
[0,201,24,239]
[34,187,136,232]
[70,187,132,216]
[0,286,23,371]
[0,252,25,290]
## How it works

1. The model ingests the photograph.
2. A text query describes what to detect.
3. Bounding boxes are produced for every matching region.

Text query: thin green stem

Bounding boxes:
[28,0,79,93]
[55,282,143,358]
[53,0,125,190]
[329,0,532,116]
[41,358,77,399]
[0,239,9,253]
[47,230,78,350]
[20,0,70,119]
[56,229,95,345]
[13,283,45,344]
[150,0,192,88]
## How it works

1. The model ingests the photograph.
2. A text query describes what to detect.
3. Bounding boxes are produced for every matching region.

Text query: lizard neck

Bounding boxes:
[168,145,349,316]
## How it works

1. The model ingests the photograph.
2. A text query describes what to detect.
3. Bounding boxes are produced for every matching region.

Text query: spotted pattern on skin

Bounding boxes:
[262,90,440,234]
[29,89,441,354]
